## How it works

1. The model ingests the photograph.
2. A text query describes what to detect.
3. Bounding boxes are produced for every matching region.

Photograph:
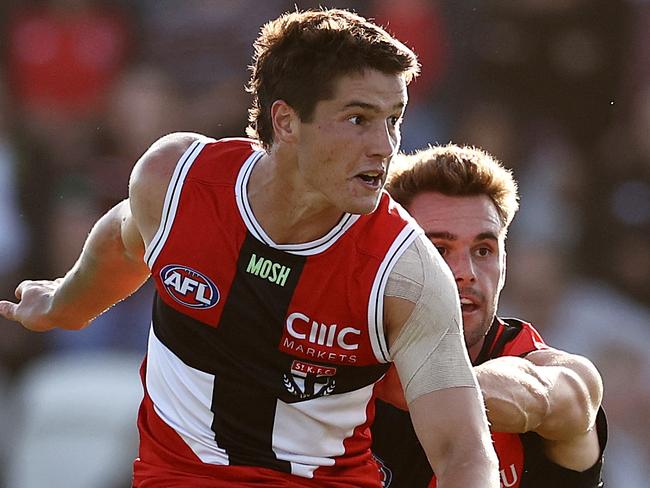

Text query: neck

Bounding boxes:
[247,153,345,244]
[468,340,484,364]
[468,317,499,363]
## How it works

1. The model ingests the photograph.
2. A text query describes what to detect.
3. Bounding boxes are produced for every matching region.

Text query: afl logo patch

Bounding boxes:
[160,264,220,309]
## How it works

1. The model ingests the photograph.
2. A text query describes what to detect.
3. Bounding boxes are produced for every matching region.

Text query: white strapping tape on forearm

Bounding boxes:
[386,236,477,405]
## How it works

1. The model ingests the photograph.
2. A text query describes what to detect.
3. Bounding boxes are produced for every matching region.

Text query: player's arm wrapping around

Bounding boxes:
[475,348,603,470]
[0,132,201,332]
[383,235,499,488]
[474,349,603,437]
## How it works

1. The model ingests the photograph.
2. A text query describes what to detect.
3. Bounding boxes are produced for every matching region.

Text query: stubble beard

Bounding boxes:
[464,301,498,350]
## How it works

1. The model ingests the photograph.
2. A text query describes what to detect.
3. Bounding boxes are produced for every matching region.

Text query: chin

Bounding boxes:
[346,196,382,215]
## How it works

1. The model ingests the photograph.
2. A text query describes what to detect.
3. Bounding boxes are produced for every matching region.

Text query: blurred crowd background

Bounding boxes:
[0,0,648,487]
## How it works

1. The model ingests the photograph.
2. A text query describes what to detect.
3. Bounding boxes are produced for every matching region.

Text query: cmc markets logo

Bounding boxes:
[286,312,361,350]
[160,264,219,309]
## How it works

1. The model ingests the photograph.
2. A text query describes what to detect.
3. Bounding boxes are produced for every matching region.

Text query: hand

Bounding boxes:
[0,278,65,332]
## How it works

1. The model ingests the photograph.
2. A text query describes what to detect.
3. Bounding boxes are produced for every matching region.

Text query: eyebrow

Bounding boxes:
[425,231,456,241]
[425,231,500,242]
[342,101,405,113]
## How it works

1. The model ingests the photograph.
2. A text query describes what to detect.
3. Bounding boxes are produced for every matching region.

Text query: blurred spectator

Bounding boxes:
[453,97,523,173]
[0,73,45,378]
[134,0,288,136]
[370,0,451,150]
[462,0,630,151]
[508,121,586,250]
[581,84,650,305]
[5,0,131,121]
[0,78,27,278]
[3,0,133,278]
[92,64,184,208]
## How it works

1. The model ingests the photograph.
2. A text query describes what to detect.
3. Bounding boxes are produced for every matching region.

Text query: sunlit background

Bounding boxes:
[0,1,648,487]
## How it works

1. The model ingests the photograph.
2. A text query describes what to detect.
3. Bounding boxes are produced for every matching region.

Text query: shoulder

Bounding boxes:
[385,233,456,308]
[130,132,212,188]
[495,317,549,357]
[384,234,460,347]
[399,233,454,282]
[128,132,213,244]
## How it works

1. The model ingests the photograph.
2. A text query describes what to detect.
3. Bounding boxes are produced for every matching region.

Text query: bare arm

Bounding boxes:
[475,348,603,470]
[409,387,499,486]
[384,237,498,487]
[0,132,203,331]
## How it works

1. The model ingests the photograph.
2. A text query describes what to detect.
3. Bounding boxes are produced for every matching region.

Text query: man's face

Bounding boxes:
[294,69,407,215]
[408,193,506,360]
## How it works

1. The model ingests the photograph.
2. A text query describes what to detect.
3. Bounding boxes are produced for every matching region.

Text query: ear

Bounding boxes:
[270,100,300,144]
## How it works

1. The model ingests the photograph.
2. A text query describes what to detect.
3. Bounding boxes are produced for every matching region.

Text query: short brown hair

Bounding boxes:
[246,8,420,150]
[387,144,519,229]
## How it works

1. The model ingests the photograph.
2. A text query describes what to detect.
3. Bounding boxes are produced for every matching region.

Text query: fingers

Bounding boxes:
[15,280,30,300]
[0,300,18,321]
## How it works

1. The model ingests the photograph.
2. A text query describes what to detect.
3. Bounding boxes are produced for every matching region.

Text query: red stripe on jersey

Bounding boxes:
[150,139,257,327]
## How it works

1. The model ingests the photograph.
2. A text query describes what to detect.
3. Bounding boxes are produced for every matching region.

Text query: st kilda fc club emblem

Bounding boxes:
[283,360,337,400]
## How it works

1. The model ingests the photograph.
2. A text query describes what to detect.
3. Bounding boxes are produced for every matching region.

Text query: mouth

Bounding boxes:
[459,297,480,314]
[354,170,384,191]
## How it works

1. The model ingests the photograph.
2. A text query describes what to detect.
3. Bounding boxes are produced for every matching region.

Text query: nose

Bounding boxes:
[450,252,477,284]
[368,120,397,161]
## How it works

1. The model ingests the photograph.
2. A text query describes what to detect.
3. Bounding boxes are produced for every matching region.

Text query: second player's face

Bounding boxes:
[294,69,407,215]
[408,193,506,359]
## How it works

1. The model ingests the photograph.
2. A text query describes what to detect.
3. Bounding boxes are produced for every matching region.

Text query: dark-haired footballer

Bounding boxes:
[0,10,499,488]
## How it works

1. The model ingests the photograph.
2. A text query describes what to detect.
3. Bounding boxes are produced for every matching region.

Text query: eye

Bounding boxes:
[434,245,447,257]
[388,115,401,126]
[348,115,365,125]
[475,246,493,257]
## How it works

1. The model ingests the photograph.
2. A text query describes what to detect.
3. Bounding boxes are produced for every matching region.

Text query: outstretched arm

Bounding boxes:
[475,348,603,470]
[0,132,202,331]
[0,200,150,331]
[384,236,498,487]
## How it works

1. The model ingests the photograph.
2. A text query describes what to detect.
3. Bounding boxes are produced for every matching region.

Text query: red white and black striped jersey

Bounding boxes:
[133,137,423,487]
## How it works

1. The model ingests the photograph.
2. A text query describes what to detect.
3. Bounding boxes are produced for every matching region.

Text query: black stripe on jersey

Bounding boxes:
[474,318,525,366]
[209,233,307,470]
